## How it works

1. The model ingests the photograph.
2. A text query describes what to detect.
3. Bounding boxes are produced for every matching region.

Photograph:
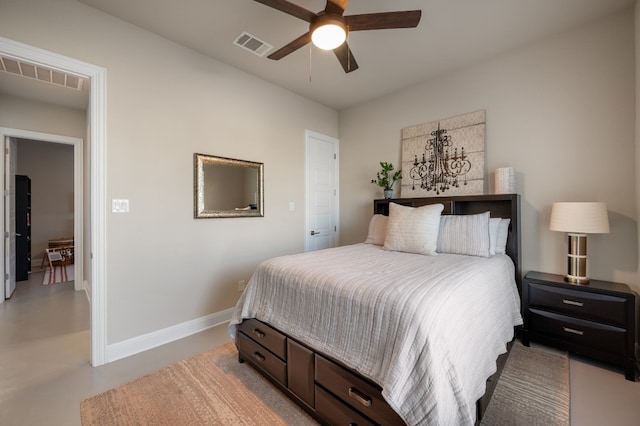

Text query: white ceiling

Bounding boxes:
[1,0,634,111]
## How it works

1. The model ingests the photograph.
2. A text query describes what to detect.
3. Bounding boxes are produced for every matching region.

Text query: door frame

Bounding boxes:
[2,130,83,292]
[304,130,339,251]
[0,36,108,366]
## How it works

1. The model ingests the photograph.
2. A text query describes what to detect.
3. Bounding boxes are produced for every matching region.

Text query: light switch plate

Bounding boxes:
[112,199,129,213]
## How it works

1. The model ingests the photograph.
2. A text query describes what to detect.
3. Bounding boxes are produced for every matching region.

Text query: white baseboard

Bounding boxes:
[106,308,234,363]
[83,280,90,302]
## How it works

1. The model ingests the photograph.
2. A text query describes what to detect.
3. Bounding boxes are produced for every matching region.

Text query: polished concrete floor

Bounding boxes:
[0,271,639,425]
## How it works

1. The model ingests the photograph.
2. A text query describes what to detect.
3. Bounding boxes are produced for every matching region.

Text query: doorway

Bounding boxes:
[305,130,339,252]
[4,135,81,298]
[0,36,108,366]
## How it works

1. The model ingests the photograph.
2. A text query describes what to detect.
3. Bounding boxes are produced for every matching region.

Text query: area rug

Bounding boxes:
[81,343,317,426]
[81,341,569,426]
[481,341,570,426]
[42,264,74,285]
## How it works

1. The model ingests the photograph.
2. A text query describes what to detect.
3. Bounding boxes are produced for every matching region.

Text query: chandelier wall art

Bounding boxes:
[401,110,485,197]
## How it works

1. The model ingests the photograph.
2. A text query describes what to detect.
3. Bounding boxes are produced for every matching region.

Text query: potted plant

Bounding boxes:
[371,161,402,199]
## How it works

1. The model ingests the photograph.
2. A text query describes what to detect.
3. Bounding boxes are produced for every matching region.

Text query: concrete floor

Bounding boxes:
[0,271,639,425]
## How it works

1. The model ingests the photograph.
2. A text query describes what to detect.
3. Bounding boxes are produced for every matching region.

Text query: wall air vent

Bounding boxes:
[0,55,85,90]
[234,32,273,57]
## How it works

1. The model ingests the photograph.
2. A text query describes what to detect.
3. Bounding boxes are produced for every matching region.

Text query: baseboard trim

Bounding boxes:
[106,308,234,363]
[83,280,90,302]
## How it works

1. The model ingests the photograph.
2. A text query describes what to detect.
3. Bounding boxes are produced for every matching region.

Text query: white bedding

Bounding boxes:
[229,243,523,425]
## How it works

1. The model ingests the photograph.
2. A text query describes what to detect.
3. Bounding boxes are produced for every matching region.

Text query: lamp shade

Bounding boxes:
[549,202,610,234]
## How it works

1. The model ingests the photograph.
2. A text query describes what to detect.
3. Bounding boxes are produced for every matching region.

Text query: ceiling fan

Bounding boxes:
[254,0,422,73]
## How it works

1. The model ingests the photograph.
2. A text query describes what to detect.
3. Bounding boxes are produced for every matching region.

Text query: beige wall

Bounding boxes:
[339,8,638,292]
[0,94,86,137]
[636,2,640,299]
[1,1,636,350]
[0,0,339,343]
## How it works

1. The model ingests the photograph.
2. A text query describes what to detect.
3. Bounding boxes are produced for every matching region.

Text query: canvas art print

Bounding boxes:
[401,110,485,197]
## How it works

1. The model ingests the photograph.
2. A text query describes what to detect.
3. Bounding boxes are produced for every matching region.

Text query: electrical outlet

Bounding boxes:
[238,280,246,292]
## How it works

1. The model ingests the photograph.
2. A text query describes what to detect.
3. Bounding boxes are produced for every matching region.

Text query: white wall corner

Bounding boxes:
[106,308,234,363]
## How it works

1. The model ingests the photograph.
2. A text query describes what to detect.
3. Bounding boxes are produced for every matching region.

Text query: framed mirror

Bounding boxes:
[194,153,264,218]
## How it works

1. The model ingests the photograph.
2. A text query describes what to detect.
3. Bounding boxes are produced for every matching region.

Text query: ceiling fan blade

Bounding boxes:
[333,42,359,73]
[254,0,317,23]
[345,10,422,31]
[325,0,350,16]
[267,32,312,60]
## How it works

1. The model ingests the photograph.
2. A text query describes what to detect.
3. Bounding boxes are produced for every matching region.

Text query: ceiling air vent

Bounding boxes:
[0,55,85,90]
[234,32,273,57]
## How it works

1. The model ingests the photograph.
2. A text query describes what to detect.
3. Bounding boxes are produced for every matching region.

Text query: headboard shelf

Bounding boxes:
[374,194,522,294]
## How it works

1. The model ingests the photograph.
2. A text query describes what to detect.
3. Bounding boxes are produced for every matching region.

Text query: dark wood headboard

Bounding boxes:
[374,194,522,294]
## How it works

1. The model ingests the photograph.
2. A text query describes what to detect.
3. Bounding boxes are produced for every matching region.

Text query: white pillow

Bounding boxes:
[489,218,501,255]
[437,211,491,257]
[364,214,388,246]
[495,218,511,254]
[383,203,444,256]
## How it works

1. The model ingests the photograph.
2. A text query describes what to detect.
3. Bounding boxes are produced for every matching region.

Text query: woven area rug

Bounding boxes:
[481,341,570,426]
[42,264,74,285]
[81,341,569,426]
[81,343,317,426]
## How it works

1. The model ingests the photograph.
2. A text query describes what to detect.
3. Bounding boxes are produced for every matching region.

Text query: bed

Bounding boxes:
[229,194,522,425]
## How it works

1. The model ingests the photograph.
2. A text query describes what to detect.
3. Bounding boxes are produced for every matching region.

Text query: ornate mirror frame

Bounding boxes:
[194,153,264,218]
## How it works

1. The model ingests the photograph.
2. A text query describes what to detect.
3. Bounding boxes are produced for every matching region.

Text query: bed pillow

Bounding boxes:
[495,218,511,254]
[364,214,388,245]
[383,202,444,255]
[437,211,491,257]
[489,218,501,255]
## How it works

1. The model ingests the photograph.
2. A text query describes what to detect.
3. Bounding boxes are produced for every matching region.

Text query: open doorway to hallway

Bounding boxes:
[13,138,75,290]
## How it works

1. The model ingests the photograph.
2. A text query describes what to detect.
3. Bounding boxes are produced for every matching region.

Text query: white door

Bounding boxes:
[305,131,339,252]
[4,136,17,299]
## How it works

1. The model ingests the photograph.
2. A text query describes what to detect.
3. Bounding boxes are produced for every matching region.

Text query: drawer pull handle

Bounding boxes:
[348,387,372,407]
[562,299,583,307]
[563,326,584,336]
[253,329,266,339]
[253,351,265,363]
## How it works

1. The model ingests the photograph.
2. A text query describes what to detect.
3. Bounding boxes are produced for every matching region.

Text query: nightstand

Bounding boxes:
[522,271,639,381]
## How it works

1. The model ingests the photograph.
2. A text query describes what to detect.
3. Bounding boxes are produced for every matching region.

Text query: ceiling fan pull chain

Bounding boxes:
[309,45,312,82]
[346,27,350,71]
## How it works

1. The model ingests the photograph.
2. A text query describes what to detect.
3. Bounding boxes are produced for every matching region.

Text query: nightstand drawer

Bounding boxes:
[529,308,627,355]
[238,318,287,360]
[528,282,628,326]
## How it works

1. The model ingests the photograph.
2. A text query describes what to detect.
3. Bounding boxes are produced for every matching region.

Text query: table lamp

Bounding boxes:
[549,202,610,284]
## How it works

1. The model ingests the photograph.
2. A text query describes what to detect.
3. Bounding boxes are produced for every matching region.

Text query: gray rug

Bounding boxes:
[81,341,569,425]
[481,341,570,426]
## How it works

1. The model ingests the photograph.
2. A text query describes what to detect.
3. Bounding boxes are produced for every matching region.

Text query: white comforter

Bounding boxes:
[229,243,522,425]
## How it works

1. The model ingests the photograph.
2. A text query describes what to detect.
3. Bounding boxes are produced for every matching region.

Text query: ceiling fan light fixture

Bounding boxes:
[311,15,347,50]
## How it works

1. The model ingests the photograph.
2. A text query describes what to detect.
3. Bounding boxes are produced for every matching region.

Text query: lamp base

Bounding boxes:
[566,233,589,285]
[564,275,590,285]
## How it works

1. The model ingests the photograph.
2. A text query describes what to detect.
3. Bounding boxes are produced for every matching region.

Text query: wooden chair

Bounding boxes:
[42,246,73,271]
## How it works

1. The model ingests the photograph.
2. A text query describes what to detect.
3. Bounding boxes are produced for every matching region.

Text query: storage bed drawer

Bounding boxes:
[315,385,375,426]
[238,318,287,360]
[315,354,403,425]
[237,332,287,386]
